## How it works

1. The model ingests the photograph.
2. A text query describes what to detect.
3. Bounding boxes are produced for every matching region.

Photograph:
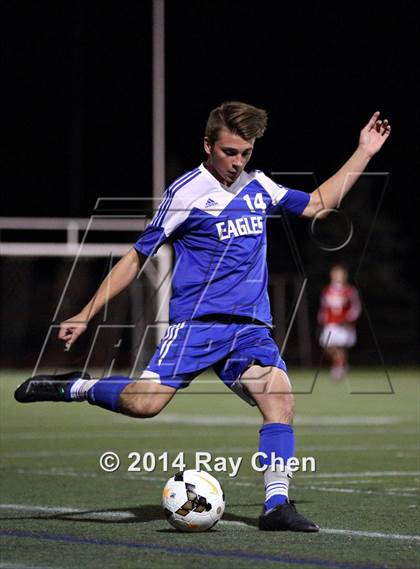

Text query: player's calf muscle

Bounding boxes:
[118,380,176,418]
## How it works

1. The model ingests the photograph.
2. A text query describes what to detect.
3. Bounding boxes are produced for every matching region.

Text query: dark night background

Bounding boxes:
[1,1,419,366]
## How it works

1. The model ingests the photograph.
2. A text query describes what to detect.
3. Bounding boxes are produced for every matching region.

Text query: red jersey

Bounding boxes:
[318,283,361,325]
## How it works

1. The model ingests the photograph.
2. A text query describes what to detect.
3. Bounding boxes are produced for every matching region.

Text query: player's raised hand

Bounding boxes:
[58,315,88,348]
[359,111,391,157]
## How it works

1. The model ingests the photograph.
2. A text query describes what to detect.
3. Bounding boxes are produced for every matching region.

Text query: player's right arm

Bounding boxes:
[58,248,145,346]
[59,170,193,346]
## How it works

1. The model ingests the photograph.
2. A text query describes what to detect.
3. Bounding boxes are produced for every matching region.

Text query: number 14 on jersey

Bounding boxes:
[243,192,266,212]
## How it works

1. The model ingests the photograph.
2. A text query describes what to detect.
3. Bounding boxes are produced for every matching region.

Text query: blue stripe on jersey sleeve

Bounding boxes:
[276,188,310,216]
[152,168,201,228]
[134,225,166,257]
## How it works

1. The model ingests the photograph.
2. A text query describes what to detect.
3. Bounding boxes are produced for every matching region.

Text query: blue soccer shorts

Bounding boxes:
[139,319,287,393]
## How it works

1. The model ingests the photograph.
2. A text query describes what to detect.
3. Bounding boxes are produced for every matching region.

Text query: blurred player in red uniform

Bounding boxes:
[318,264,361,380]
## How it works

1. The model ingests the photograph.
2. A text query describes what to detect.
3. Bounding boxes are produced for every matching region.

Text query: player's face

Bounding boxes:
[204,129,255,186]
[330,267,348,284]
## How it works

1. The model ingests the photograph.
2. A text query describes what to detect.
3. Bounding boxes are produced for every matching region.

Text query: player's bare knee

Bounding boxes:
[266,375,294,410]
[279,392,294,422]
[259,390,294,424]
[270,391,294,420]
[280,390,294,411]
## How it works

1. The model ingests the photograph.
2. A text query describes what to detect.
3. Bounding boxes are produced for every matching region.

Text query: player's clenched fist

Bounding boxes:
[58,315,88,346]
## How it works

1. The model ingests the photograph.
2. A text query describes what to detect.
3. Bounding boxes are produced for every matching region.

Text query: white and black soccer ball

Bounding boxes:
[162,469,225,532]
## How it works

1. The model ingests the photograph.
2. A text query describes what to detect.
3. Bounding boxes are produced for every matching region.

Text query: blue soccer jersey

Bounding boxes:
[134,164,309,326]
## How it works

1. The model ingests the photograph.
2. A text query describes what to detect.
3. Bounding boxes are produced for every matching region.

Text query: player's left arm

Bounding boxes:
[346,286,362,323]
[301,112,391,219]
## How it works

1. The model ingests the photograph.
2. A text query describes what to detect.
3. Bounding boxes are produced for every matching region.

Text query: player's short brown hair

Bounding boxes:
[205,101,268,144]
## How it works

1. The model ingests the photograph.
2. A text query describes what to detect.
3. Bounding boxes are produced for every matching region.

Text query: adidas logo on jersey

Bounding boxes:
[204,197,218,208]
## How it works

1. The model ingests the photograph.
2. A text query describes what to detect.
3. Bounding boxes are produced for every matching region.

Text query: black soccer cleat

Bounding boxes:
[258,500,319,532]
[14,371,90,403]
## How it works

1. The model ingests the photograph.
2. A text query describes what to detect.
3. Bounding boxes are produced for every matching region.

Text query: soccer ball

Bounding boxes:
[162,469,225,532]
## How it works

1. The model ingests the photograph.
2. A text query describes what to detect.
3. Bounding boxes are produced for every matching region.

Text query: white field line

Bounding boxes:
[0,466,252,487]
[306,471,420,478]
[0,467,170,483]
[133,413,405,426]
[216,444,420,453]
[1,450,99,458]
[388,487,419,492]
[219,480,420,495]
[2,414,405,433]
[2,444,418,458]
[305,485,419,497]
[0,504,134,520]
[0,468,115,479]
[298,428,419,436]
[1,468,419,501]
[321,528,420,541]
[298,444,419,452]
[218,481,420,495]
[1,503,419,542]
[0,504,83,513]
[0,431,169,440]
[3,427,419,441]
[218,520,252,528]
[0,564,63,569]
[310,478,420,485]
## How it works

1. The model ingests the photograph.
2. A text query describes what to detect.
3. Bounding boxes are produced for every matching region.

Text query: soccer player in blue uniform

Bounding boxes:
[15,102,391,531]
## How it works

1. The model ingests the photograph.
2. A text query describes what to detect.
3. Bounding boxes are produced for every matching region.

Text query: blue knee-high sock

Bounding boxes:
[259,423,295,510]
[69,375,133,411]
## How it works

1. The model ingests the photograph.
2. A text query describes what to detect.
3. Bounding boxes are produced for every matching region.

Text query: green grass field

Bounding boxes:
[1,369,419,569]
